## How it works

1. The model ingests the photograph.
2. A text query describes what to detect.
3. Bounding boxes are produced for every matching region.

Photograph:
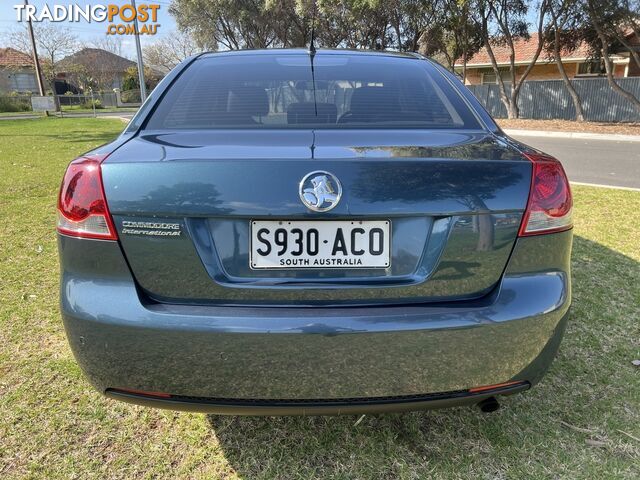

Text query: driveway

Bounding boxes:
[510,134,640,189]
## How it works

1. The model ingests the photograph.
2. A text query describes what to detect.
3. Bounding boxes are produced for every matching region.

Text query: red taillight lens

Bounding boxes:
[519,153,573,236]
[57,154,117,240]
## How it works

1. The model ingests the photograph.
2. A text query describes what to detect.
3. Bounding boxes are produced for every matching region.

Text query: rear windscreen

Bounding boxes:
[144,53,481,130]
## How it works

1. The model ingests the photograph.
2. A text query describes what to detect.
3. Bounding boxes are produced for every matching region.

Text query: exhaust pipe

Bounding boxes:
[477,396,500,413]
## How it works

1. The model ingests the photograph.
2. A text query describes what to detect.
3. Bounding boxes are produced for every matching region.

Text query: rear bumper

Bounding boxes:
[105,382,531,415]
[59,231,572,414]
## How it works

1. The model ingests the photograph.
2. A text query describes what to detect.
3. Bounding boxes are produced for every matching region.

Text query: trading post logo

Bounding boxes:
[13,3,161,35]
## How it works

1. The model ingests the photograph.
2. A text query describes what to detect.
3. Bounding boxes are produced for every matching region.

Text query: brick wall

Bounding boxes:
[526,63,569,80]
[463,61,629,85]
[464,69,482,85]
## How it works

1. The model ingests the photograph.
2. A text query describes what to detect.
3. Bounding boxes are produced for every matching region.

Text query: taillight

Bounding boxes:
[519,152,573,236]
[57,154,117,240]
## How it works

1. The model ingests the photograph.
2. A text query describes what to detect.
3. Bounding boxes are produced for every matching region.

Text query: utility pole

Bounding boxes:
[24,0,45,96]
[130,0,147,102]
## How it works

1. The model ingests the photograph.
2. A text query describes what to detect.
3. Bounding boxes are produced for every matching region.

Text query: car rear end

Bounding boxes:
[58,50,572,415]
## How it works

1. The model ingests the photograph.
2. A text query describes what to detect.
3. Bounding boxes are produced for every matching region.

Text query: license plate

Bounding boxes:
[250,220,390,269]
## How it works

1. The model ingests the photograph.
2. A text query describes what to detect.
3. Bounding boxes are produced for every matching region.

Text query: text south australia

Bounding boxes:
[13,3,162,35]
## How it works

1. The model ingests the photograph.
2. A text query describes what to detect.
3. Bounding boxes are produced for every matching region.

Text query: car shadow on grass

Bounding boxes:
[203,235,639,478]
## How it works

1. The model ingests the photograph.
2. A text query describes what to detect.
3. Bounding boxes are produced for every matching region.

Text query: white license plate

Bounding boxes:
[250,220,390,269]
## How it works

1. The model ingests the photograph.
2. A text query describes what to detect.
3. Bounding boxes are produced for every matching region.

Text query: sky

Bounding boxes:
[0,1,178,58]
[1,1,545,60]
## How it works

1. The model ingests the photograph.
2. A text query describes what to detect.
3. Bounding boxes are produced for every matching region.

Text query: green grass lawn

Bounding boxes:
[1,118,638,479]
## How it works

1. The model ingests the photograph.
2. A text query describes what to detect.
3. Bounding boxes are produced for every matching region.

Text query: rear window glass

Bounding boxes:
[145,53,481,130]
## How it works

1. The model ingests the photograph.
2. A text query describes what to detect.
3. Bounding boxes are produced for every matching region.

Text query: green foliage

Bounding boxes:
[121,89,142,104]
[122,66,139,91]
[0,95,32,112]
[122,65,158,92]
[420,0,483,70]
[81,99,103,109]
[169,0,445,51]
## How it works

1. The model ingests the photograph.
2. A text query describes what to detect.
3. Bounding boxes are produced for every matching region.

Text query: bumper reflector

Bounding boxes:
[468,381,525,393]
[112,388,172,398]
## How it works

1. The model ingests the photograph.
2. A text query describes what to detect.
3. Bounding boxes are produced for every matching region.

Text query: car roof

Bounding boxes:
[199,48,423,61]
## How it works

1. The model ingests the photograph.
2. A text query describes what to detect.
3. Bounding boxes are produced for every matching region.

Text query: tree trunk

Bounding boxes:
[553,27,585,122]
[394,22,402,51]
[480,7,520,118]
[462,52,467,84]
[588,6,640,113]
[598,32,640,113]
[462,5,468,84]
[506,96,519,119]
[555,56,585,122]
[615,30,640,71]
[505,2,548,120]
[482,36,513,118]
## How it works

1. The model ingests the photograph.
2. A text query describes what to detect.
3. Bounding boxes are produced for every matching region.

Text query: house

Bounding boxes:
[456,32,638,85]
[57,48,136,92]
[0,47,38,93]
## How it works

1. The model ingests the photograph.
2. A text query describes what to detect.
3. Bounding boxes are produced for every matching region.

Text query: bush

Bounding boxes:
[82,99,103,109]
[0,96,31,112]
[120,90,141,104]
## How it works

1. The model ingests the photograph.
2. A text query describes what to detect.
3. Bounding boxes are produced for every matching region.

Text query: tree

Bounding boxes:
[545,0,587,121]
[476,0,551,119]
[614,0,640,72]
[169,0,281,50]
[88,36,125,57]
[3,23,78,89]
[419,0,483,80]
[144,31,202,71]
[623,0,640,45]
[168,0,441,52]
[122,65,161,92]
[266,0,313,48]
[387,0,442,52]
[316,0,391,49]
[583,0,640,112]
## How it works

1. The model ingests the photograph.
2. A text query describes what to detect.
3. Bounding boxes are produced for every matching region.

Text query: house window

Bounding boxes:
[576,60,605,76]
[480,67,511,85]
[9,72,37,92]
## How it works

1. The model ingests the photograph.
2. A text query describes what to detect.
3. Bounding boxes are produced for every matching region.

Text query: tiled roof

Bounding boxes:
[58,48,135,72]
[457,33,593,66]
[0,47,34,67]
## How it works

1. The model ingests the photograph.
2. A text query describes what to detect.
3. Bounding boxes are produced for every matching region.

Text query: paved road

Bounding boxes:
[511,134,640,189]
